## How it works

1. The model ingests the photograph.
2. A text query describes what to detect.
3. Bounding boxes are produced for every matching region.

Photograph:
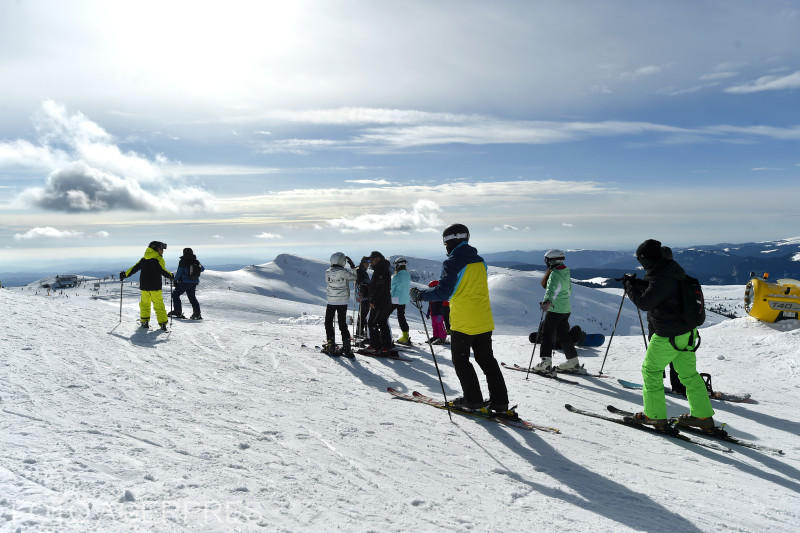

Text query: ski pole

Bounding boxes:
[636,308,648,351]
[414,299,452,421]
[525,309,546,380]
[169,277,173,328]
[599,289,627,375]
[119,277,124,323]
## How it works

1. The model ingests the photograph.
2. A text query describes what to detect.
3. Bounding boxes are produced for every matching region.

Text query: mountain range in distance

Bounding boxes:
[2,237,798,287]
[482,236,800,286]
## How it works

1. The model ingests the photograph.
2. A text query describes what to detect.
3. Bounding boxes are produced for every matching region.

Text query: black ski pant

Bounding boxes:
[357,299,370,337]
[450,330,508,407]
[539,311,578,360]
[442,305,450,332]
[325,304,350,345]
[172,283,200,316]
[368,304,393,349]
[392,304,409,332]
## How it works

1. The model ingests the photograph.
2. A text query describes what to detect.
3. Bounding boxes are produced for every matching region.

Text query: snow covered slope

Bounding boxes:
[2,266,799,532]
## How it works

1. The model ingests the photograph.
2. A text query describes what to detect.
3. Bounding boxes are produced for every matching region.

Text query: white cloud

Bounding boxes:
[345,179,391,185]
[562,223,574,227]
[725,71,800,93]
[327,199,444,234]
[751,167,781,171]
[494,225,520,231]
[211,234,224,239]
[8,101,216,213]
[13,226,110,240]
[620,64,666,80]
[698,71,737,81]
[19,161,215,213]
[255,232,282,239]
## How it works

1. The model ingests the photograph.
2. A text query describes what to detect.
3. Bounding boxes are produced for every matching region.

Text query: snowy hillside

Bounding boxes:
[2,260,799,532]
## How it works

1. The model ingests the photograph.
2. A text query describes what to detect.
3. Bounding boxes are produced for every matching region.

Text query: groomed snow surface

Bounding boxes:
[2,257,799,532]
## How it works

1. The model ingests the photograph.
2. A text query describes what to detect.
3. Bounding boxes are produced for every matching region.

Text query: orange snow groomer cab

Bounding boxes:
[744,274,800,322]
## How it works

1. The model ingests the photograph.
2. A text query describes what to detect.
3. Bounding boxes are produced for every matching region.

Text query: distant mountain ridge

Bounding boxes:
[482,237,800,285]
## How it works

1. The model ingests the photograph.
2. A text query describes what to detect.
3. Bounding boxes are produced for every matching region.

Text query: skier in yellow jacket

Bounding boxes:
[121,241,174,330]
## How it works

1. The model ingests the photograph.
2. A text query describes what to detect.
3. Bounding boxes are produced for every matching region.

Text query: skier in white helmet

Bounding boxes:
[533,249,581,372]
[324,252,357,357]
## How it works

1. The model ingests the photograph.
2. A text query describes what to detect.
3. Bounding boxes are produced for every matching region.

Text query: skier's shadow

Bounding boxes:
[108,328,169,347]
[460,422,705,533]
[332,352,460,397]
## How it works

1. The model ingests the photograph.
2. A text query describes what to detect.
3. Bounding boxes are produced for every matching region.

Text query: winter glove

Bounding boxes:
[539,300,551,312]
[409,287,423,303]
[119,271,126,280]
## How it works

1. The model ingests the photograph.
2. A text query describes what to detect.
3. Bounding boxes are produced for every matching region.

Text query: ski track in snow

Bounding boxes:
[1,279,799,532]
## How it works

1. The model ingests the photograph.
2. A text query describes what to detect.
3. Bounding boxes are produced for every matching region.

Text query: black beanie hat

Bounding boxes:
[369,250,384,260]
[636,239,662,262]
[183,247,194,256]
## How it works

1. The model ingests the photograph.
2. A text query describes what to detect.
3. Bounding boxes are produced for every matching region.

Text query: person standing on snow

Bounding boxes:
[169,247,205,320]
[390,256,412,345]
[355,256,371,340]
[367,250,394,353]
[532,249,581,372]
[624,239,715,432]
[410,224,510,414]
[425,280,448,345]
[324,252,357,357]
[121,241,173,331]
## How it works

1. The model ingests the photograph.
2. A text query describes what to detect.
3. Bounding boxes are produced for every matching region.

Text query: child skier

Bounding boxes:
[426,280,448,345]
[533,249,581,372]
[324,252,357,357]
[120,241,174,331]
[391,256,412,345]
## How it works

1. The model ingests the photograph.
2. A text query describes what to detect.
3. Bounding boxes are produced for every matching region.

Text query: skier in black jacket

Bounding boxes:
[355,256,371,338]
[121,241,173,330]
[624,239,714,432]
[366,251,393,352]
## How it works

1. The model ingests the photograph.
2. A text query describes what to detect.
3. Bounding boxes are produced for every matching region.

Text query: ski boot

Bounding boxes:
[340,339,355,358]
[447,397,485,411]
[675,413,715,433]
[396,331,412,345]
[532,358,553,373]
[140,320,149,329]
[557,358,580,371]
[321,340,338,356]
[158,322,168,331]
[168,310,185,319]
[631,412,671,433]
[190,314,203,320]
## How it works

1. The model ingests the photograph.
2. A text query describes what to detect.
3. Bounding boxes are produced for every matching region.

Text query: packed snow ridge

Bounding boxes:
[2,254,799,532]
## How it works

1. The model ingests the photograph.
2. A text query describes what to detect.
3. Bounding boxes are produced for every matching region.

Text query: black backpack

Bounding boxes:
[679,275,705,329]
[188,261,202,280]
[670,275,705,352]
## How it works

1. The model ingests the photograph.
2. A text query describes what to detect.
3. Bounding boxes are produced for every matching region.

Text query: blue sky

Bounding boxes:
[1,0,799,270]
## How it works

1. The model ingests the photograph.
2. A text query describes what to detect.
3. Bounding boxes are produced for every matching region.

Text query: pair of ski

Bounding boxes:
[617,379,753,404]
[566,404,783,455]
[387,387,560,433]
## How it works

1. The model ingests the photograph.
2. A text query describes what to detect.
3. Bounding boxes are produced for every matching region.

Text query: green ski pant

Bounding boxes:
[139,290,168,325]
[642,330,714,420]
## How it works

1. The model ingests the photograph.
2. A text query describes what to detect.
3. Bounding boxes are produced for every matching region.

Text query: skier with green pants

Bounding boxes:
[623,239,714,432]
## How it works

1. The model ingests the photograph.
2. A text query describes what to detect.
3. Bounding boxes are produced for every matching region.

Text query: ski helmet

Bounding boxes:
[393,256,408,267]
[330,252,347,267]
[442,223,469,244]
[149,241,167,251]
[544,249,565,267]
